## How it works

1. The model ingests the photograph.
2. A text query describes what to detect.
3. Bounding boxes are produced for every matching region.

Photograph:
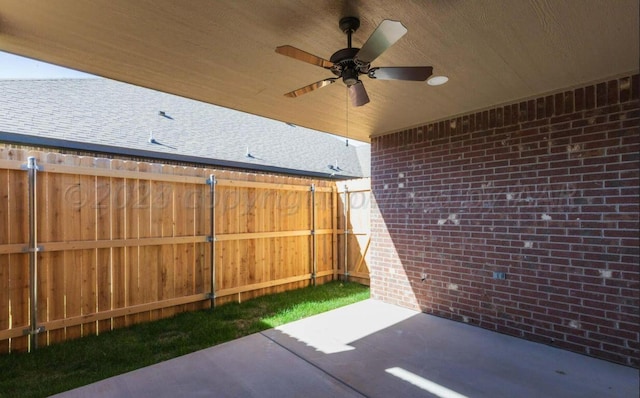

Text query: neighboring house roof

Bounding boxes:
[0,78,370,179]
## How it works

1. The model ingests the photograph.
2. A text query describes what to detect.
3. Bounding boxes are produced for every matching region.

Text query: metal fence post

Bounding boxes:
[26,156,42,350]
[310,184,316,286]
[332,187,338,280]
[207,174,216,309]
[343,184,349,283]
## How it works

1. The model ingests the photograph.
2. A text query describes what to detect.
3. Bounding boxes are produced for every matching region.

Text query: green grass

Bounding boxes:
[0,281,369,398]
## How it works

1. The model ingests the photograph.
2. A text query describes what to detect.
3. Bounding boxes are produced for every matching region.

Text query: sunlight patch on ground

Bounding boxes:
[385,367,469,398]
[274,299,417,354]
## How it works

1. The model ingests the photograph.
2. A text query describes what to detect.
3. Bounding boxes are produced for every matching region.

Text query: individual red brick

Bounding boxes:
[443,120,451,137]
[574,87,585,111]
[588,349,630,365]
[608,79,619,104]
[512,104,520,124]
[564,91,574,114]
[554,92,564,116]
[487,109,495,128]
[535,97,545,119]
[585,84,596,109]
[495,107,505,127]
[631,74,639,100]
[596,82,608,107]
[525,100,535,122]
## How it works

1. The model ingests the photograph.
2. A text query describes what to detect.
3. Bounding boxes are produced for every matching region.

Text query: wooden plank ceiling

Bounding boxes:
[0,0,637,142]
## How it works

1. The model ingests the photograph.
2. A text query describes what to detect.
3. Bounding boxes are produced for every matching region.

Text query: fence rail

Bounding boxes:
[0,148,369,353]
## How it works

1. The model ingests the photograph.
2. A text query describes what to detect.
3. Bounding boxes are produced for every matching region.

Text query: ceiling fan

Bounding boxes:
[275,16,433,107]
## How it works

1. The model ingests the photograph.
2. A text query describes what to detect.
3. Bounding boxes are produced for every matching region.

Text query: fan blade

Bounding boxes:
[355,20,407,64]
[349,81,370,107]
[276,45,334,69]
[284,79,336,98]
[368,66,433,81]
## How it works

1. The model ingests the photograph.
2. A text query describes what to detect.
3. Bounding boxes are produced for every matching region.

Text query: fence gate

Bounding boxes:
[337,179,371,285]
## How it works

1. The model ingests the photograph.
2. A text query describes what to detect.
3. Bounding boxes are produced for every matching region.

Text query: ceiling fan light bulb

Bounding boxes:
[427,75,449,86]
[342,67,359,86]
[344,77,358,86]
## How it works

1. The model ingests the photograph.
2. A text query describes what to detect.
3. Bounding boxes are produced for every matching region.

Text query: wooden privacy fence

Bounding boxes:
[0,148,369,353]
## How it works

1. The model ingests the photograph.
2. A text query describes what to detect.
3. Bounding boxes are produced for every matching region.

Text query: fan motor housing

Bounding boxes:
[329,47,359,66]
[330,47,367,85]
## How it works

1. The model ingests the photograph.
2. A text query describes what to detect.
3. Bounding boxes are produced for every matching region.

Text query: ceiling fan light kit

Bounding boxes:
[276,16,434,107]
[427,75,449,86]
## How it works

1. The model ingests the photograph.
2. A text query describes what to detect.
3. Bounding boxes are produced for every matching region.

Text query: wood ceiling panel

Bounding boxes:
[0,0,637,142]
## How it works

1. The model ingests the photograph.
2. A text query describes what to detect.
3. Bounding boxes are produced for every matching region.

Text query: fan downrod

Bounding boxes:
[331,17,364,85]
[339,16,359,49]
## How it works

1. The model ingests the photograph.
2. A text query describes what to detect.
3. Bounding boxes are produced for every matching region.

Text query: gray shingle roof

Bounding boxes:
[0,78,370,178]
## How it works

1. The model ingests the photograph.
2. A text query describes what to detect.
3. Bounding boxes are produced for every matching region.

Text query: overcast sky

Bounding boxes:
[0,51,95,79]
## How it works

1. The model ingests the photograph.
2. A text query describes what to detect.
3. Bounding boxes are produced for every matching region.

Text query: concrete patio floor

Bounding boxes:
[53,299,639,398]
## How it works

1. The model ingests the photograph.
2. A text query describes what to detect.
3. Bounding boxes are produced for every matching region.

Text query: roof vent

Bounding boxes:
[246,146,254,158]
[148,131,158,144]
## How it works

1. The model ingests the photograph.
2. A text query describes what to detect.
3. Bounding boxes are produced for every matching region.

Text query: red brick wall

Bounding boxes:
[370,74,639,367]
